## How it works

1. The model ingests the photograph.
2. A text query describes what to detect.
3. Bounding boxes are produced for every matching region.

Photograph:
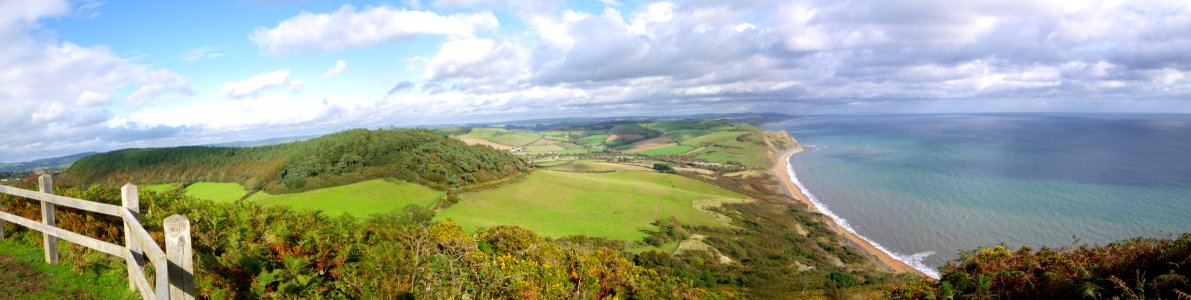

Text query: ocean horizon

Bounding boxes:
[767,113,1191,277]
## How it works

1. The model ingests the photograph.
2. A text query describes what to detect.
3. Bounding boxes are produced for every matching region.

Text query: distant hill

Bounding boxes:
[436,113,794,131]
[61,129,528,193]
[0,152,97,172]
[206,134,318,148]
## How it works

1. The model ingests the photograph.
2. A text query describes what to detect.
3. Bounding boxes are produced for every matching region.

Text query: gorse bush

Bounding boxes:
[63,128,528,193]
[0,181,711,299]
[891,236,1191,299]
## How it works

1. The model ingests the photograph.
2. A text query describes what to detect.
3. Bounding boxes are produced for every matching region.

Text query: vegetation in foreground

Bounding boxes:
[893,234,1191,299]
[0,234,134,300]
[0,182,712,299]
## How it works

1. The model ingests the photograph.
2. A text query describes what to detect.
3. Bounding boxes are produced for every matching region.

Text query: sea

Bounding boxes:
[765,114,1191,278]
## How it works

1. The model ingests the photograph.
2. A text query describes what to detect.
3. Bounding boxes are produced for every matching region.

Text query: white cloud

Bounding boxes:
[250,5,499,54]
[7,0,1191,163]
[0,0,70,28]
[0,0,195,162]
[220,70,297,98]
[178,47,226,62]
[322,59,347,80]
[423,38,522,81]
[128,69,194,106]
[76,91,111,106]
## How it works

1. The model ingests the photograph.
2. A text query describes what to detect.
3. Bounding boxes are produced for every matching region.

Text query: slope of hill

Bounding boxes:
[0,152,97,172]
[449,118,794,168]
[61,128,528,193]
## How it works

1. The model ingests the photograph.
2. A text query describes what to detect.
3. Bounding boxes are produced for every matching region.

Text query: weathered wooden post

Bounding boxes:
[165,215,194,300]
[122,183,143,291]
[39,174,58,264]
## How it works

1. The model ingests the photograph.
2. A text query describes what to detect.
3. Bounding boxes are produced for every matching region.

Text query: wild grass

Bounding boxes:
[0,234,135,300]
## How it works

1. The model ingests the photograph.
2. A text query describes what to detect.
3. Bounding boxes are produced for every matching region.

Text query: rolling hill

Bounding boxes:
[61,128,528,193]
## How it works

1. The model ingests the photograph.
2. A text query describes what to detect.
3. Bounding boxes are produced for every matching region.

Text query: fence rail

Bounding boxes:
[0,174,194,300]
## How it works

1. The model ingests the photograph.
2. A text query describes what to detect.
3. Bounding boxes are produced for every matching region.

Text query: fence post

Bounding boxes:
[122,183,143,291]
[165,215,194,300]
[39,174,58,264]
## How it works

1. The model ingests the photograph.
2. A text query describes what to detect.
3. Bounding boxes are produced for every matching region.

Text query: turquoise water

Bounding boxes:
[767,114,1191,278]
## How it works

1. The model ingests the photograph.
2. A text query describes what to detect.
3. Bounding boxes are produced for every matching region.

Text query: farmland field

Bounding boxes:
[682,131,749,146]
[532,159,574,167]
[184,182,248,203]
[246,179,443,216]
[634,144,695,156]
[577,134,609,147]
[436,170,749,240]
[457,128,542,147]
[546,160,651,172]
[524,144,566,153]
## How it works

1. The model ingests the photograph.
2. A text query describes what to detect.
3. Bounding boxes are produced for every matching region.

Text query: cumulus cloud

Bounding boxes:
[8,0,1191,163]
[422,38,522,82]
[379,0,1191,120]
[322,59,347,80]
[250,5,499,54]
[0,0,197,162]
[220,70,299,98]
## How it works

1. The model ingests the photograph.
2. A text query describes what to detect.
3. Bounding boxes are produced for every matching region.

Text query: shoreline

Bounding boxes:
[773,147,936,278]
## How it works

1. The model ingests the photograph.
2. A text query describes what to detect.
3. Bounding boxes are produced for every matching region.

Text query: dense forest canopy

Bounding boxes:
[63,128,528,193]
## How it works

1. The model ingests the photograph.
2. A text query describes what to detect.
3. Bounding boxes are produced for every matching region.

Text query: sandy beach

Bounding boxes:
[773,148,928,277]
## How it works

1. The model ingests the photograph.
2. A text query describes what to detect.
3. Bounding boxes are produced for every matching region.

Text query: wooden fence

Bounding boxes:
[0,174,194,300]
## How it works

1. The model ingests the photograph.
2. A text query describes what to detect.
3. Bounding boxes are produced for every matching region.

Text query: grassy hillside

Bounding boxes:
[456,128,542,147]
[436,170,748,240]
[246,179,443,216]
[183,182,248,203]
[63,128,528,193]
[451,119,789,168]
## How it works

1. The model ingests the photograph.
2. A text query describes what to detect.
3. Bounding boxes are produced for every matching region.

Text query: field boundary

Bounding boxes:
[0,174,194,300]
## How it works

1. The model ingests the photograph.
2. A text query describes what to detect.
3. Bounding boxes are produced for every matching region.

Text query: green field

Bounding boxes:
[633,144,695,156]
[532,159,574,167]
[682,131,748,146]
[436,170,747,240]
[246,179,443,216]
[546,160,650,172]
[541,131,574,141]
[578,134,609,147]
[184,182,247,203]
[457,128,542,147]
[666,129,715,142]
[556,142,585,150]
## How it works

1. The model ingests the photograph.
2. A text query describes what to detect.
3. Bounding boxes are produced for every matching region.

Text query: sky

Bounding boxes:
[2,0,1191,162]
